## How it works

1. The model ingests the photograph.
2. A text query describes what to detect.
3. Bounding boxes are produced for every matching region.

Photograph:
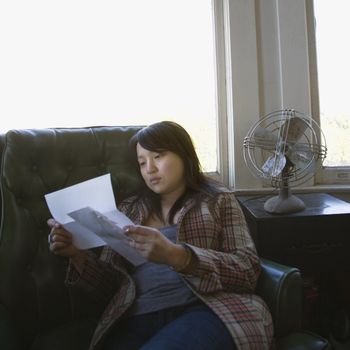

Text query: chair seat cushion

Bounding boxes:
[31,318,97,350]
[277,331,330,350]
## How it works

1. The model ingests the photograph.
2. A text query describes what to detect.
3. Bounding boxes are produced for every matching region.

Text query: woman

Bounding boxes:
[48,121,273,350]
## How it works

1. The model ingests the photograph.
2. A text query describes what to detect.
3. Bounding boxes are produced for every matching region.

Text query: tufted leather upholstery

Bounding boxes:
[0,126,330,349]
[0,132,6,224]
[0,126,143,348]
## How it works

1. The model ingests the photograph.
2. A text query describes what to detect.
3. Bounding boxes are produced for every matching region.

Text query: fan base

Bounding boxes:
[264,194,305,214]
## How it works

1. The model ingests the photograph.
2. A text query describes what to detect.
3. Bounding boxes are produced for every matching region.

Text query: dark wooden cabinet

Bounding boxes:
[237,193,350,344]
[236,193,350,273]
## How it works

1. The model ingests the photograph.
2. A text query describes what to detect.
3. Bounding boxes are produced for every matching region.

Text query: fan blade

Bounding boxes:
[261,153,286,177]
[252,126,278,150]
[282,116,308,144]
[287,144,315,173]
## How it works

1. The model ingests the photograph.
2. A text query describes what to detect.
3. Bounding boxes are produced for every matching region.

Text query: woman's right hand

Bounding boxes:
[47,218,80,258]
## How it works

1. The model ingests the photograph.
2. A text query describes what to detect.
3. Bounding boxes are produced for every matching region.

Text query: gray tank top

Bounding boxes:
[127,224,198,316]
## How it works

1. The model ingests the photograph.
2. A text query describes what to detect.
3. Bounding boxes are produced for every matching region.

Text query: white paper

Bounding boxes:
[45,174,145,266]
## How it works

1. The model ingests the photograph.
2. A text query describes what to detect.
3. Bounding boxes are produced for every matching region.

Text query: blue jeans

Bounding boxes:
[103,301,236,350]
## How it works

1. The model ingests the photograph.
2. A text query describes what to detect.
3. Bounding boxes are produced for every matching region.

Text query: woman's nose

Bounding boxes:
[146,161,156,173]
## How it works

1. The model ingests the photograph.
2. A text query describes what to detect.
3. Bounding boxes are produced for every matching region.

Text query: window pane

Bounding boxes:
[314,1,350,166]
[0,0,217,172]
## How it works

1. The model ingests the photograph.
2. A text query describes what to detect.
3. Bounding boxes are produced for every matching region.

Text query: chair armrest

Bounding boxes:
[255,258,303,338]
[0,303,21,350]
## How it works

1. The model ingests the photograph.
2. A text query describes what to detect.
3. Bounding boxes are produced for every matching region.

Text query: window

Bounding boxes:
[0,0,222,174]
[313,1,350,183]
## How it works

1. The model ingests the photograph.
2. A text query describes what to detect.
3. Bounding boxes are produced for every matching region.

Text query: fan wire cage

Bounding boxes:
[243,109,327,213]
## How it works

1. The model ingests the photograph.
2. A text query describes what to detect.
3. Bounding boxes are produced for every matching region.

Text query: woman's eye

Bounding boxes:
[139,162,145,167]
[155,152,165,159]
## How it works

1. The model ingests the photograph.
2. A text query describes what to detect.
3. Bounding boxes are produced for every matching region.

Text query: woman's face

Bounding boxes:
[136,143,186,198]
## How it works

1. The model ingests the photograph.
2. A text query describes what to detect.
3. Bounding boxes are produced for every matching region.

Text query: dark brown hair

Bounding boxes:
[129,121,219,224]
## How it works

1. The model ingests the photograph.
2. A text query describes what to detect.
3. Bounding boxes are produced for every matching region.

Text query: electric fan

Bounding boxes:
[243,109,327,214]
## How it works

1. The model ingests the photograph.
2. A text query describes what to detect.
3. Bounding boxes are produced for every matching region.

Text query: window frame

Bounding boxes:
[206,0,228,185]
[307,0,350,186]
[224,0,350,191]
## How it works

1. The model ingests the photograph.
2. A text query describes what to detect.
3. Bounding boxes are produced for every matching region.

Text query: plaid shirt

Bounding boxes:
[66,189,273,350]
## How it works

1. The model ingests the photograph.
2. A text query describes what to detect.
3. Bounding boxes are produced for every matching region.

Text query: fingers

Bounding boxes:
[47,219,73,253]
[123,226,149,251]
[48,230,77,257]
[49,240,69,252]
[49,229,73,244]
[47,218,60,228]
[124,225,158,241]
[49,230,72,249]
[47,219,72,240]
[123,225,173,264]
[126,239,143,251]
[47,218,80,258]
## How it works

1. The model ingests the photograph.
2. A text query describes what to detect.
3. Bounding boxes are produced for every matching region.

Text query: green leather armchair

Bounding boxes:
[0,127,330,349]
[256,259,331,349]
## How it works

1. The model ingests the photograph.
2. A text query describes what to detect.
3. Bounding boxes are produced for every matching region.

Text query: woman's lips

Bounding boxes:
[149,177,161,185]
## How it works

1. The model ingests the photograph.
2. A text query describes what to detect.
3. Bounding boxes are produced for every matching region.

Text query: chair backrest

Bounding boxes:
[0,126,143,347]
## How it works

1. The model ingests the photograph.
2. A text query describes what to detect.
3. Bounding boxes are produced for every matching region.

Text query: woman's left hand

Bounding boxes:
[124,225,186,267]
